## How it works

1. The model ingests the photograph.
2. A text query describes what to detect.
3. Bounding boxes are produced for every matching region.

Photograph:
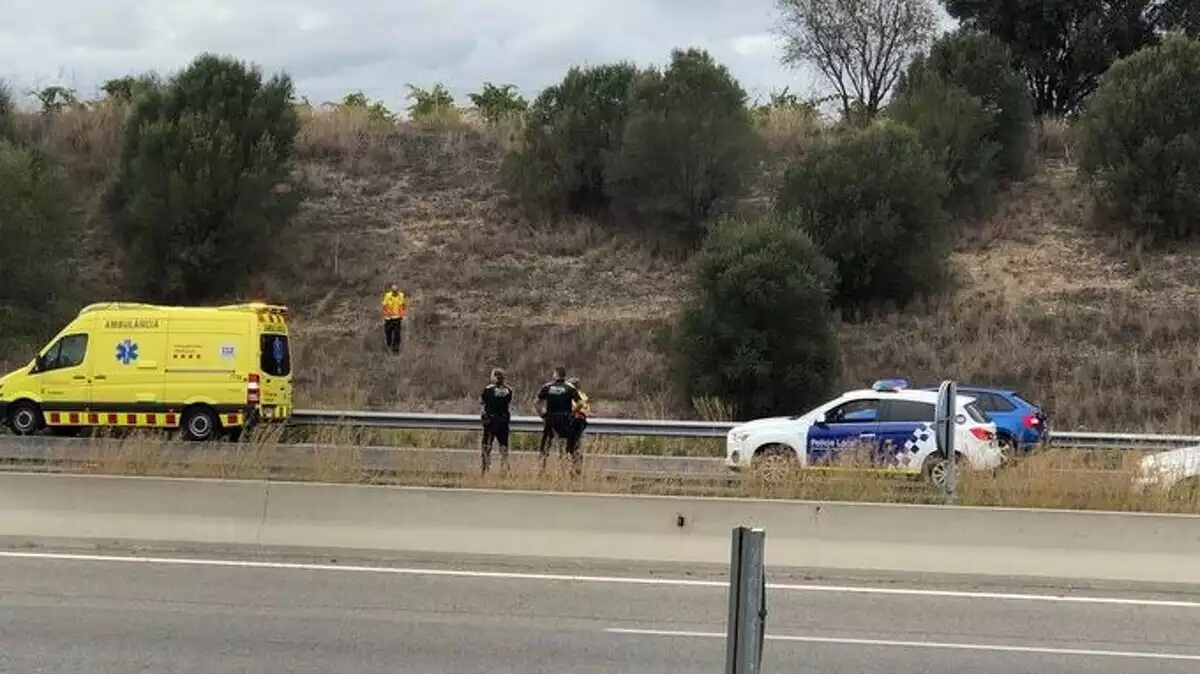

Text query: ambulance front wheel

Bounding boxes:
[7,401,44,436]
[181,405,220,442]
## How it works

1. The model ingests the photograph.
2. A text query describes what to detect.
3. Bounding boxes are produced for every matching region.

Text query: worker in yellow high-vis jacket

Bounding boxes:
[381,284,407,353]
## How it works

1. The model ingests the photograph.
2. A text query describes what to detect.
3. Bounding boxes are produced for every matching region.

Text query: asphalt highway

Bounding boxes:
[2,549,1199,673]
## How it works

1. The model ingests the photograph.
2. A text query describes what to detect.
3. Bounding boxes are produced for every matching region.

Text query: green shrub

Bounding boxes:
[468,82,528,124]
[0,137,78,340]
[500,62,641,221]
[902,30,1032,179]
[1075,34,1200,244]
[109,53,300,303]
[671,212,839,420]
[775,120,950,315]
[607,48,761,245]
[0,81,14,140]
[890,69,1000,217]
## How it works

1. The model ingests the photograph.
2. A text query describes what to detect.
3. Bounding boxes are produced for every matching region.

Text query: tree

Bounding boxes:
[30,85,77,114]
[405,83,456,121]
[1075,33,1200,244]
[671,212,840,420]
[776,0,939,119]
[467,82,528,123]
[99,75,160,104]
[890,73,999,216]
[907,30,1033,180]
[607,48,761,244]
[0,81,14,140]
[940,0,1162,116]
[340,91,395,122]
[1161,0,1197,35]
[109,53,300,303]
[0,138,78,339]
[500,62,642,221]
[775,120,950,314]
[889,30,1033,214]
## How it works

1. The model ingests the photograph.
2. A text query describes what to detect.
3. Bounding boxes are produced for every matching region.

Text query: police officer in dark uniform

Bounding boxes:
[536,366,583,476]
[480,367,513,475]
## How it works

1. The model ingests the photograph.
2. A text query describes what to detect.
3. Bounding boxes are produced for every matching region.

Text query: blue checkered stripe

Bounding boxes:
[897,422,936,467]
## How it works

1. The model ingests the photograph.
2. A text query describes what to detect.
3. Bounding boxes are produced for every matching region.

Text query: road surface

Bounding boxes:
[1,548,1199,673]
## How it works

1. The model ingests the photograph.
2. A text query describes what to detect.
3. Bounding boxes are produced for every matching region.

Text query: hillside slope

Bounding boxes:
[12,108,1200,431]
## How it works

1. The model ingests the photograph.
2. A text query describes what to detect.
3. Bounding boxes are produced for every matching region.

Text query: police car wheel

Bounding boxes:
[923,453,961,487]
[8,402,43,436]
[751,444,795,483]
[181,407,219,442]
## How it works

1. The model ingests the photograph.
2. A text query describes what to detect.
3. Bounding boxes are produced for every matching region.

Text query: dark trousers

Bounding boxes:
[383,318,403,352]
[481,417,510,474]
[539,413,581,476]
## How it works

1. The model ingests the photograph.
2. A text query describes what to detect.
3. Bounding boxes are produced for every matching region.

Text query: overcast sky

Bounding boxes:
[1,0,953,113]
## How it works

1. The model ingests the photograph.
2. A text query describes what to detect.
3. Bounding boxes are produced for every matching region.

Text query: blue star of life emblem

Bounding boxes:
[116,339,139,365]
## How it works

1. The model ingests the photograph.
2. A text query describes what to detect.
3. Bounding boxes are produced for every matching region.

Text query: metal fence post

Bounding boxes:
[726,526,767,674]
[935,380,958,504]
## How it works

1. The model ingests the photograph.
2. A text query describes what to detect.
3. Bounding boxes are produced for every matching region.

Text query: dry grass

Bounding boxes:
[11,105,1200,434]
[15,431,1198,515]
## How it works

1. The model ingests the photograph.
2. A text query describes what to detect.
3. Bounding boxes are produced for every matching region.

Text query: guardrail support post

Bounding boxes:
[725,526,767,674]
[935,380,958,504]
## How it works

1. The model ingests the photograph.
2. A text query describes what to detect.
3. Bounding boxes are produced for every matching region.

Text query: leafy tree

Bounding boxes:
[775,120,950,315]
[340,90,395,122]
[500,62,641,221]
[940,0,1162,116]
[776,0,939,119]
[671,212,840,420]
[100,75,160,104]
[1075,33,1200,244]
[0,137,77,339]
[1161,0,1197,35]
[109,53,300,303]
[890,73,999,216]
[607,48,761,244]
[910,30,1033,179]
[30,85,77,114]
[467,82,528,123]
[0,81,14,140]
[405,83,455,121]
[890,30,1033,214]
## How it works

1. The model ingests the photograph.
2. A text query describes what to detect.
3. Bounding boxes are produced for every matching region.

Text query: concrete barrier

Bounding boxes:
[3,473,1200,584]
[0,473,268,546]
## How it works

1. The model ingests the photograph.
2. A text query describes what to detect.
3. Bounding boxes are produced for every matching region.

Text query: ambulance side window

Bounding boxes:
[40,334,89,372]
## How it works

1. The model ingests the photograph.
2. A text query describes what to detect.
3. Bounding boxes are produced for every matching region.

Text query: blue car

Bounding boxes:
[916,384,1049,454]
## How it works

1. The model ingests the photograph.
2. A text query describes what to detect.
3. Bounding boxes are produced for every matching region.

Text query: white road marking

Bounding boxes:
[605,628,1200,662]
[0,550,1198,609]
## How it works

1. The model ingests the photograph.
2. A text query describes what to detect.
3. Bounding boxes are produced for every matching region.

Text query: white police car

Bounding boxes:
[724,380,1003,486]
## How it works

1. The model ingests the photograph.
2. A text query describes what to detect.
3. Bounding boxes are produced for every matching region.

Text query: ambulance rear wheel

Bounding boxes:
[181,406,219,442]
[8,401,44,436]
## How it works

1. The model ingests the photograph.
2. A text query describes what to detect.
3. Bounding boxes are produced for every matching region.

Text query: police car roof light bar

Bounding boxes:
[871,378,910,392]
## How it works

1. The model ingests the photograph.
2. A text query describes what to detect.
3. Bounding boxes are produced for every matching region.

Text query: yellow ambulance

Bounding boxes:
[0,302,294,441]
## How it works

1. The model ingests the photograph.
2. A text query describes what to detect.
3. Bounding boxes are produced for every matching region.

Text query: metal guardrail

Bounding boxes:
[0,435,730,479]
[291,409,1200,451]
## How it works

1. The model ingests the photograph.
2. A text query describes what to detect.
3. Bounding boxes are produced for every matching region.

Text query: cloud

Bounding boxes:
[0,0,950,111]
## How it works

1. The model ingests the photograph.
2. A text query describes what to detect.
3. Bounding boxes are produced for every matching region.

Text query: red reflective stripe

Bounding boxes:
[126,414,137,424]
[165,413,177,426]
[107,414,118,424]
[87,413,99,424]
[146,413,157,424]
[49,413,61,424]
[68,413,79,424]
[226,414,238,425]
